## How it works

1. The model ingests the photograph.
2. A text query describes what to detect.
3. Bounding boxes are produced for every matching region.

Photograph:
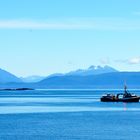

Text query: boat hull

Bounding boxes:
[118,97,140,102]
[101,97,140,102]
[101,97,116,102]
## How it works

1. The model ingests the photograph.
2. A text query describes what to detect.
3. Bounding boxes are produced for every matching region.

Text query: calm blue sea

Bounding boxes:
[0,89,140,140]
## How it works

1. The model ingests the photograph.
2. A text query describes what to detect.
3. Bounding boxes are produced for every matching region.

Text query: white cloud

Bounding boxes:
[128,57,140,64]
[0,19,89,29]
[116,57,140,65]
[0,18,140,30]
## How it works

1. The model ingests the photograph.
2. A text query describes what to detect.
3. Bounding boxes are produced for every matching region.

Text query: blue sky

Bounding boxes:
[0,0,140,76]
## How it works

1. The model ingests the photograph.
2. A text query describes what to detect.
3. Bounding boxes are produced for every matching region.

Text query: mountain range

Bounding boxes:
[20,65,118,83]
[1,66,140,89]
[37,72,140,89]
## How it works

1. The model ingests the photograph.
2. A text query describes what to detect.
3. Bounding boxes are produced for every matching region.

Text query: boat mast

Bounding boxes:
[124,82,127,94]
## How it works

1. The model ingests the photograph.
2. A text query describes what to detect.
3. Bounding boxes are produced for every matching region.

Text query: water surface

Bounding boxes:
[0,89,140,140]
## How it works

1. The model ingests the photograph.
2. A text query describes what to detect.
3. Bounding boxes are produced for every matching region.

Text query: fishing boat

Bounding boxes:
[100,85,140,102]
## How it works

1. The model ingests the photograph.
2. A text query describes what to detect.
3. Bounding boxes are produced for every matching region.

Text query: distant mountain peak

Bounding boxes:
[66,65,118,76]
[88,65,114,70]
[88,65,96,69]
[88,65,103,70]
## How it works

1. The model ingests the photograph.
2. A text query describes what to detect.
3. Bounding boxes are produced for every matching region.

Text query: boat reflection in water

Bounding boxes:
[101,85,140,102]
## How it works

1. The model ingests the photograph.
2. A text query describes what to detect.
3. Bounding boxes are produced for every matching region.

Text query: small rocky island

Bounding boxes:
[0,88,34,91]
